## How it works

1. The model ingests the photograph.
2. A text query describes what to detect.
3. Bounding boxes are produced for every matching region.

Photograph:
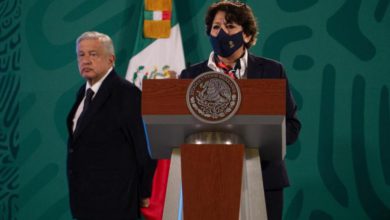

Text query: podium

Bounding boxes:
[142,79,286,220]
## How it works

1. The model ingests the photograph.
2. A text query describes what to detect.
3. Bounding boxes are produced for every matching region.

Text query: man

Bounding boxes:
[66,31,156,220]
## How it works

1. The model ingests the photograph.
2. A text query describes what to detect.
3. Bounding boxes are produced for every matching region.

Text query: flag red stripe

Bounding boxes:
[141,159,171,220]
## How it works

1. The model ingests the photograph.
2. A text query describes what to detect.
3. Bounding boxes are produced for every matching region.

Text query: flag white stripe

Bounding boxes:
[126,24,186,89]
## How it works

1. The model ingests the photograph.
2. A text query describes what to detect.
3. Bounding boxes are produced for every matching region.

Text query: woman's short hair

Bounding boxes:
[205,1,258,48]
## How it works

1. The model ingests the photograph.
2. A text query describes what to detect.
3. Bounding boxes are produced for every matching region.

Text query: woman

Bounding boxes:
[180,1,301,220]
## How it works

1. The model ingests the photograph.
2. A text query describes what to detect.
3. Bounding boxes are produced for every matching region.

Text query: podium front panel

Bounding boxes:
[143,115,286,161]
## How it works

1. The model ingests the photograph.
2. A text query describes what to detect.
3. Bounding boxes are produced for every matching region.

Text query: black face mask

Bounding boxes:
[209,29,244,58]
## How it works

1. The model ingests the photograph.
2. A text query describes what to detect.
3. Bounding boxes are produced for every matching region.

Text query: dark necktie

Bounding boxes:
[82,88,94,112]
[75,88,94,131]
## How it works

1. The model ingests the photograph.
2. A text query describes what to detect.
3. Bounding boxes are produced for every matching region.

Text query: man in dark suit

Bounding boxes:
[180,2,301,220]
[66,31,156,220]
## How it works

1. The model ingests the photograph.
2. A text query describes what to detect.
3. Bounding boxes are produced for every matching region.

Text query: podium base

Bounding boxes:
[163,147,267,220]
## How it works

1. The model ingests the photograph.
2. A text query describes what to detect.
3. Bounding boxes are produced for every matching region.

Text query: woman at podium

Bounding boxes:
[180,1,301,219]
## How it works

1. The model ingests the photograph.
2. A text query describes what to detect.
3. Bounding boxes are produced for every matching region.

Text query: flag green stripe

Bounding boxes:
[144,10,153,20]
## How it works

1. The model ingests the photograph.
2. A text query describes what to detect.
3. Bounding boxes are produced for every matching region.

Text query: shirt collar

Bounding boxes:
[85,66,113,96]
[207,50,248,79]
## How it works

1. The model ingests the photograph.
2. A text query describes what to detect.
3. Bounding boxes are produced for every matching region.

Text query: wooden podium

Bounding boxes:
[142,79,286,220]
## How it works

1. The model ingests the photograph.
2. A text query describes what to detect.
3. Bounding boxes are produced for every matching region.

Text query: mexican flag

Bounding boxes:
[126,0,185,89]
[125,1,185,220]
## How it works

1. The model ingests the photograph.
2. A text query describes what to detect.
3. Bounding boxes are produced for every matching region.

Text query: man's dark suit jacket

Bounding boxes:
[180,54,301,190]
[66,70,156,220]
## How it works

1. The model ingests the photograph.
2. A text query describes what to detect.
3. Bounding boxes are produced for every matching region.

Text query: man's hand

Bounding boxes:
[140,198,150,208]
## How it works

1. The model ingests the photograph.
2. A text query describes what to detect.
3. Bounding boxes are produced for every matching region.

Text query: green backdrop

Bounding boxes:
[0,0,389,219]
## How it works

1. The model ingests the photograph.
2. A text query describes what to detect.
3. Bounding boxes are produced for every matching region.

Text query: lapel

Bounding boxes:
[203,62,213,73]
[197,61,213,77]
[246,53,264,79]
[67,87,85,136]
[72,70,117,141]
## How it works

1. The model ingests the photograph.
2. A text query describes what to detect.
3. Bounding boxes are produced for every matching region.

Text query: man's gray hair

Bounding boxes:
[76,31,115,55]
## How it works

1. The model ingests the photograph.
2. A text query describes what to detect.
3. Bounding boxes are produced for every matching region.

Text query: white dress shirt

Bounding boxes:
[72,67,113,132]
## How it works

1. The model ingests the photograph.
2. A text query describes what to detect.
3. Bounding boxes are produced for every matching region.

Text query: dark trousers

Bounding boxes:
[265,190,284,220]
